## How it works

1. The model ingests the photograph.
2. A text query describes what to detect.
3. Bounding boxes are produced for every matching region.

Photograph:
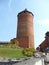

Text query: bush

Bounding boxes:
[22,48,35,57]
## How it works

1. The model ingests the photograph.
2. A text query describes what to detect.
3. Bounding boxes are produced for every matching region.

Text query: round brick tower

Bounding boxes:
[17,9,34,48]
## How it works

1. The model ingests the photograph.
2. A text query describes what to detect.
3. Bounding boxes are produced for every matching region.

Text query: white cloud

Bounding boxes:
[37,19,49,26]
[8,0,12,9]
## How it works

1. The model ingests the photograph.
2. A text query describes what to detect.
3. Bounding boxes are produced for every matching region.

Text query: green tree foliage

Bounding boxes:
[22,48,35,57]
[7,40,19,48]
[14,40,19,47]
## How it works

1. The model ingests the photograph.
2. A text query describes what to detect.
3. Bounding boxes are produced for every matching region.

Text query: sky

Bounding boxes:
[0,0,49,48]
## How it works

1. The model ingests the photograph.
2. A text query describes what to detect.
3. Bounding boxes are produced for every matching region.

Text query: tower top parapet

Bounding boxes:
[18,9,34,16]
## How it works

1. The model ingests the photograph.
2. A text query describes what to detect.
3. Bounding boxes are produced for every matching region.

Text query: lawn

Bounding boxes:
[0,48,27,58]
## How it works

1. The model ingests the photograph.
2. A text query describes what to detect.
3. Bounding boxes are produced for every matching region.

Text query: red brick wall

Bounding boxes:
[40,39,48,51]
[17,10,34,48]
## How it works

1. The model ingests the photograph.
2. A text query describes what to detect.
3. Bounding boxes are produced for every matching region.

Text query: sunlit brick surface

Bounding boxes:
[17,9,34,48]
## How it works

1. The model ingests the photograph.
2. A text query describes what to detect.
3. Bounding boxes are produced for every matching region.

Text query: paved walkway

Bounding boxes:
[13,57,44,65]
[0,57,44,65]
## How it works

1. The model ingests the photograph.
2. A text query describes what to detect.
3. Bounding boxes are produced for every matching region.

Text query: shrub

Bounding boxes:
[7,40,19,48]
[22,48,35,57]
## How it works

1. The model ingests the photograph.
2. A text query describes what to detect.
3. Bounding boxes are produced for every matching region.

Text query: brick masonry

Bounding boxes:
[17,9,34,48]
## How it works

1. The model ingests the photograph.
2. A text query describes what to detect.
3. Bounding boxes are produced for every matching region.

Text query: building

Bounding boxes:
[36,32,49,53]
[17,9,34,48]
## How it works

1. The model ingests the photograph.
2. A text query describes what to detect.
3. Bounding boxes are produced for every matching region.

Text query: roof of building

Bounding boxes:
[45,31,49,37]
[18,9,34,16]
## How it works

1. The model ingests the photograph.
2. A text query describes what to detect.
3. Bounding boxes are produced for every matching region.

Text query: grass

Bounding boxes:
[0,47,27,58]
